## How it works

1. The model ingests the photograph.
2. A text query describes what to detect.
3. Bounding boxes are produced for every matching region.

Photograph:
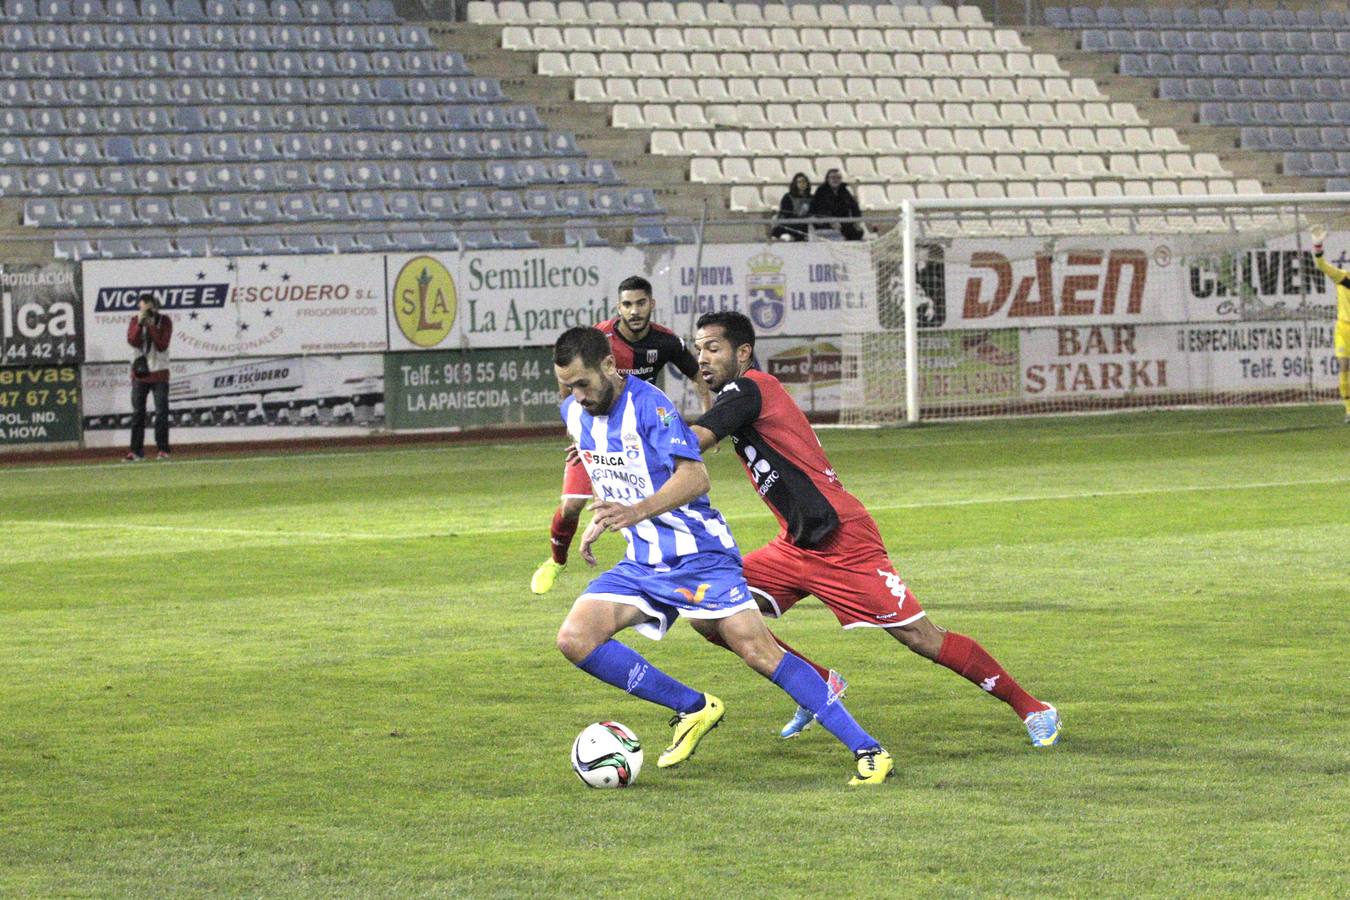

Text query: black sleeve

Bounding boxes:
[777,192,794,217]
[694,376,762,440]
[659,333,701,380]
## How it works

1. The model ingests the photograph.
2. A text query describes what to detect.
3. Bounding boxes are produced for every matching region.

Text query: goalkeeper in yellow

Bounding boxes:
[1310,224,1350,423]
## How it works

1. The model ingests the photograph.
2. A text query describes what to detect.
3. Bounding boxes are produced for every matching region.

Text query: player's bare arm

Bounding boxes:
[691,424,719,452]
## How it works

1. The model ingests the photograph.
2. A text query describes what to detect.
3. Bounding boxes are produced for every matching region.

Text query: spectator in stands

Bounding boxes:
[124,292,173,461]
[771,172,814,241]
[809,168,865,241]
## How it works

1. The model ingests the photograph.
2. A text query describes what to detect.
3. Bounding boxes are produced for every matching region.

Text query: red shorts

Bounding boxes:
[561,455,592,499]
[741,515,926,630]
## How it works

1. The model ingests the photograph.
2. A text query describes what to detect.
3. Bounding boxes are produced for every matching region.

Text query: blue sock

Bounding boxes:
[576,640,704,714]
[771,653,879,754]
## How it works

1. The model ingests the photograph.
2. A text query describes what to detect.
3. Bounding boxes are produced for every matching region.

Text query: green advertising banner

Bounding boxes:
[0,365,81,445]
[385,347,561,431]
[917,329,1021,404]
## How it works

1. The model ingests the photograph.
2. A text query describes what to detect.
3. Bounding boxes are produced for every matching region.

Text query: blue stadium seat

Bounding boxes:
[244,164,278,191]
[489,161,526,186]
[247,236,285,254]
[318,193,352,219]
[277,163,313,189]
[386,191,421,220]
[460,229,502,250]
[61,167,99,195]
[631,220,679,245]
[458,190,490,217]
[0,171,26,196]
[471,77,504,102]
[281,193,319,220]
[316,162,352,188]
[172,196,211,224]
[554,159,586,184]
[591,188,624,215]
[558,188,591,215]
[351,194,388,219]
[565,221,608,247]
[490,190,525,217]
[101,240,148,260]
[624,188,662,214]
[137,197,174,226]
[420,231,460,251]
[496,228,539,249]
[206,164,243,191]
[28,137,68,164]
[452,161,487,185]
[450,133,483,158]
[443,106,474,130]
[63,198,101,227]
[23,198,61,228]
[175,236,209,257]
[282,233,325,255]
[518,160,550,184]
[210,235,249,255]
[98,197,137,225]
[585,160,620,184]
[384,161,418,186]
[416,161,455,189]
[524,188,560,216]
[330,233,369,254]
[421,192,456,218]
[243,194,283,221]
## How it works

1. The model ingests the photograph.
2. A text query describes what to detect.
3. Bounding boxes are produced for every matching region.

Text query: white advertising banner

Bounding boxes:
[81,354,385,447]
[1018,320,1339,401]
[81,254,387,362]
[911,234,1341,331]
[383,242,880,352]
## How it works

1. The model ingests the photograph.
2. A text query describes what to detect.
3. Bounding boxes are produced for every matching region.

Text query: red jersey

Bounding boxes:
[596,318,700,384]
[695,368,869,548]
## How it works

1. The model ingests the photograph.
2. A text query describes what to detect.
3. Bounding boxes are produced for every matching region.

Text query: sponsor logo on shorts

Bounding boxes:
[876,568,908,601]
[673,583,711,604]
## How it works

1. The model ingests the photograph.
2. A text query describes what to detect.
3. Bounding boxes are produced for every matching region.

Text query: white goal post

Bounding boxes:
[833,192,1350,424]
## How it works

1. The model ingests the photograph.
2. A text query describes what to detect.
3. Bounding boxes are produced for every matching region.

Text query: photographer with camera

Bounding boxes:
[124,292,173,461]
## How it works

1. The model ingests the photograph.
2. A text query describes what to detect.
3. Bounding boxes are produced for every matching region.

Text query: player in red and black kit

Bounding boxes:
[530,275,711,594]
[688,311,1062,749]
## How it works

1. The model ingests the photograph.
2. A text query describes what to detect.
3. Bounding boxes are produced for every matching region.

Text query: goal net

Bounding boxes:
[834,195,1350,423]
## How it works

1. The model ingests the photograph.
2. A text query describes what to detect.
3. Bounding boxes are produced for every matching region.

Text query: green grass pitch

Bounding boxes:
[2,405,1346,897]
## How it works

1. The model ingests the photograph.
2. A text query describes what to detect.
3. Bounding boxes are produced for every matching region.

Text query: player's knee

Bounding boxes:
[555,620,598,663]
[560,498,586,521]
[891,619,943,658]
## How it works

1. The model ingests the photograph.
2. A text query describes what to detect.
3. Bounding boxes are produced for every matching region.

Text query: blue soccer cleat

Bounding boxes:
[779,669,847,739]
[1024,704,1061,748]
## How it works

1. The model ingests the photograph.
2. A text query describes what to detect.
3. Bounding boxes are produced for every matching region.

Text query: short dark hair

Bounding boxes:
[139,292,159,308]
[617,275,653,297]
[553,326,612,369]
[696,311,756,350]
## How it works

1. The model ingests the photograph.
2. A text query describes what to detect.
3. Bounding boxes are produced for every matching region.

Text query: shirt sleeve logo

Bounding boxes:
[655,406,676,426]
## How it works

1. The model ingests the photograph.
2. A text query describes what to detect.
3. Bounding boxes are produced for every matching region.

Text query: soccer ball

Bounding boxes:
[571,721,643,789]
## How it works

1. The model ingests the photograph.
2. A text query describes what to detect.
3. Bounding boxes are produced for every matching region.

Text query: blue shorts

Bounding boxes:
[579,552,758,641]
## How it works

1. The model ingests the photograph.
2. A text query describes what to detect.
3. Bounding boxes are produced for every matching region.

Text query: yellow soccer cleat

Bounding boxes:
[657,694,725,768]
[531,559,565,595]
[848,748,895,786]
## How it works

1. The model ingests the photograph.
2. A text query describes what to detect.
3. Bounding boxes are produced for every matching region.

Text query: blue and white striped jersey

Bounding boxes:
[562,375,739,569]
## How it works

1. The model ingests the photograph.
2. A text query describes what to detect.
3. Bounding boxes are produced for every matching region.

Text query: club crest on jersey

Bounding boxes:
[622,431,642,460]
[747,251,787,332]
[655,407,676,426]
[647,349,659,363]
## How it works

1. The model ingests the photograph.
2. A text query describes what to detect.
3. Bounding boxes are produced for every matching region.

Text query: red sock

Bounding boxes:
[769,633,832,682]
[935,631,1046,719]
[550,509,578,565]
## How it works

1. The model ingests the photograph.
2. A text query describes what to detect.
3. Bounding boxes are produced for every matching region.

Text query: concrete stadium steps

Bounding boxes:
[430,18,753,236]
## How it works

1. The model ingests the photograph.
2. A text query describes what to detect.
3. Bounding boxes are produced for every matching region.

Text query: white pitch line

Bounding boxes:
[6,475,1344,545]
